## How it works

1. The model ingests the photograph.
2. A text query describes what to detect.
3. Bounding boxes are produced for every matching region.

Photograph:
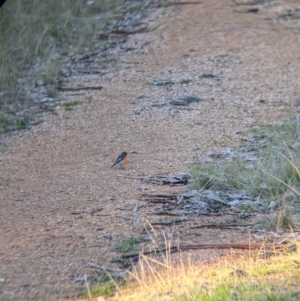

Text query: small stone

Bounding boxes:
[268,201,279,211]
[169,94,201,106]
[228,200,241,206]
[199,73,216,79]
[36,79,44,86]
[232,0,265,4]
[0,278,5,284]
[40,97,54,103]
[166,233,173,240]
[260,183,268,189]
[2,291,14,296]
[239,211,251,219]
[151,103,167,108]
[51,53,60,59]
[149,79,174,86]
[253,234,263,241]
[179,77,191,84]
[234,6,259,13]
[233,130,242,135]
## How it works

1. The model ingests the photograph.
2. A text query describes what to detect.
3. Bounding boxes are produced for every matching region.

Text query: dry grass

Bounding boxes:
[85,238,300,301]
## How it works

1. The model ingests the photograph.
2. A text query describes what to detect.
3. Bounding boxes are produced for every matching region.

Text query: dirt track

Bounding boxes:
[1,0,300,300]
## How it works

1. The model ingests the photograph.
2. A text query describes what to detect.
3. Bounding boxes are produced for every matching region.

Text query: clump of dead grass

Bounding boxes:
[107,239,300,301]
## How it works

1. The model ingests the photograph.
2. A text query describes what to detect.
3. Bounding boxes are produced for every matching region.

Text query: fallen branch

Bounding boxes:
[120,242,279,260]
[58,85,103,91]
[142,194,177,204]
[76,68,107,75]
[117,174,146,180]
[146,172,192,185]
[190,223,258,229]
[148,209,190,216]
[164,1,202,6]
[144,198,177,204]
[90,263,126,273]
[99,26,152,39]
[115,215,135,221]
[147,218,187,226]
[90,263,128,278]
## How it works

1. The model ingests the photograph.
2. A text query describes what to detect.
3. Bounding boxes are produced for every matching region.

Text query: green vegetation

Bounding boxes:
[81,281,116,297]
[190,121,300,202]
[267,207,296,231]
[0,0,126,131]
[62,100,80,111]
[16,117,30,130]
[117,236,140,253]
[238,204,253,211]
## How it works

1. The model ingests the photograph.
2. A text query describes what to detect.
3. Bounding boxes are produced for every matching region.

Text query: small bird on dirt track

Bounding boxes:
[111,152,128,168]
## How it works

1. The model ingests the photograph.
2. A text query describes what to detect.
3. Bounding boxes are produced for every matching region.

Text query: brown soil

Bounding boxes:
[1,0,300,300]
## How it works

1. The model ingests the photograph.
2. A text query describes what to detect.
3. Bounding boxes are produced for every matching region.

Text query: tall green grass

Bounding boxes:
[0,0,123,131]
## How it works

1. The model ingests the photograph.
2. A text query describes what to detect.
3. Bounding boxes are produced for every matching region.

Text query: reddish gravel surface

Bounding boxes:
[1,0,300,300]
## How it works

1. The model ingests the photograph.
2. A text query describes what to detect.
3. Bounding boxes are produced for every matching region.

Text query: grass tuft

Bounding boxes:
[0,0,125,131]
[62,100,80,111]
[117,236,140,253]
[190,121,300,203]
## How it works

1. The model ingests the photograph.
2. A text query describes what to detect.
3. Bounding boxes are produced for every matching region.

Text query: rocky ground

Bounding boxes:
[1,0,300,300]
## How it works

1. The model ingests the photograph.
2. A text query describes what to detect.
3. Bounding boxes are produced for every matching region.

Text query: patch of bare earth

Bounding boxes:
[1,0,300,299]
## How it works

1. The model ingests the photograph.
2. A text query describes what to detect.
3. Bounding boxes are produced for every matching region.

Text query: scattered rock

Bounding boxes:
[253,234,263,241]
[179,77,191,84]
[232,0,266,5]
[199,73,216,79]
[39,97,54,103]
[188,199,209,212]
[201,148,236,162]
[2,291,14,296]
[73,275,99,283]
[166,232,173,240]
[234,6,259,13]
[205,190,228,206]
[146,172,192,185]
[151,102,168,108]
[260,183,268,189]
[228,200,241,206]
[233,130,242,135]
[149,79,174,86]
[238,211,251,219]
[268,201,280,211]
[36,79,44,86]
[169,94,201,106]
[241,153,258,161]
